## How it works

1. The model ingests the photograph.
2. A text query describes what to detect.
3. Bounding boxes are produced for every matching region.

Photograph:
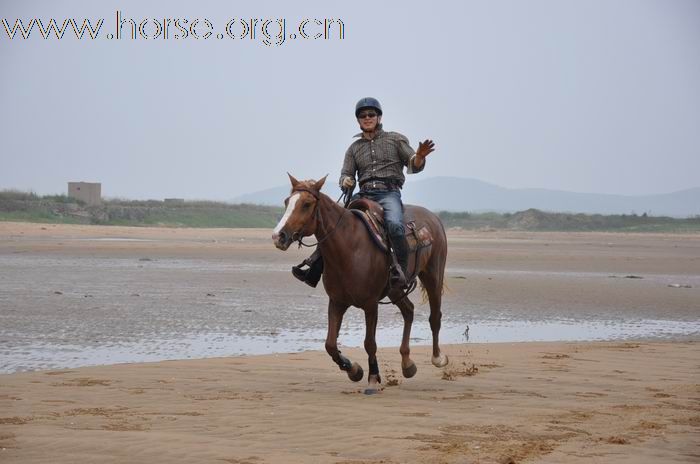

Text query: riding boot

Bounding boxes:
[389,233,410,289]
[292,249,324,288]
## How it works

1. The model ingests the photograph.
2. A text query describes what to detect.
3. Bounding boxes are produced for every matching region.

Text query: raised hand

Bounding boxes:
[416,139,435,159]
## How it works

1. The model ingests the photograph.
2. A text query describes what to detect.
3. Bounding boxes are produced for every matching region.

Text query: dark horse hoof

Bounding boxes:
[402,362,418,378]
[364,374,382,395]
[347,363,364,382]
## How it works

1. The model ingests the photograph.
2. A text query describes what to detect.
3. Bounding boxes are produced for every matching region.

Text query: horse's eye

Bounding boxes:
[302,202,312,209]
[284,199,289,207]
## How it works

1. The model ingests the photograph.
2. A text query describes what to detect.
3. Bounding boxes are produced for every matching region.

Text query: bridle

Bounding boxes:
[284,188,347,248]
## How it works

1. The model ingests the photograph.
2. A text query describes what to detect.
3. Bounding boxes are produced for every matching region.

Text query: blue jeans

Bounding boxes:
[354,190,405,238]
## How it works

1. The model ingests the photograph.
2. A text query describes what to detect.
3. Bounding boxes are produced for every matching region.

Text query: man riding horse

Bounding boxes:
[292,97,436,289]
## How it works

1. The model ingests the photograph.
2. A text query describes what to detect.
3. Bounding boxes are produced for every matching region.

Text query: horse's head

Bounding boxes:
[272,173,327,250]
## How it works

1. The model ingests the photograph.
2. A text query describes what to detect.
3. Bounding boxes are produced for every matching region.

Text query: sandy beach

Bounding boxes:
[1,342,698,463]
[1,222,699,463]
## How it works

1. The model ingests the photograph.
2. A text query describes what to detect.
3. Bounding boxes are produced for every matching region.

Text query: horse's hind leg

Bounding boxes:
[325,299,363,382]
[419,268,449,368]
[363,303,382,395]
[394,296,417,378]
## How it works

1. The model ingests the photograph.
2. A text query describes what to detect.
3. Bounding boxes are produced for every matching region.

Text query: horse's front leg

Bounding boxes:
[394,295,417,378]
[363,303,381,395]
[325,299,363,382]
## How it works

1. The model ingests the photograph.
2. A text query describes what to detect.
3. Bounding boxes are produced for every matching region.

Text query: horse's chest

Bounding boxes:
[323,266,387,306]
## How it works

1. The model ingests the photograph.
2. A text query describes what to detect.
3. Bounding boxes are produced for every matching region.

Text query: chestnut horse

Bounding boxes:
[272,174,448,394]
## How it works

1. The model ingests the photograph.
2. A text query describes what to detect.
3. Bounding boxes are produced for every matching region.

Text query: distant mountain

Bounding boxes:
[231,177,700,217]
[232,185,292,207]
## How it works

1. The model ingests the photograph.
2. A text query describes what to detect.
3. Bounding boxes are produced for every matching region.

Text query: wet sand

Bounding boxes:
[1,222,699,462]
[1,342,698,463]
[1,223,699,372]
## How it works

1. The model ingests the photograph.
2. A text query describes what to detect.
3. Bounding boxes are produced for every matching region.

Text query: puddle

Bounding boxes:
[73,238,159,242]
[1,253,698,374]
[0,255,288,272]
[2,318,698,374]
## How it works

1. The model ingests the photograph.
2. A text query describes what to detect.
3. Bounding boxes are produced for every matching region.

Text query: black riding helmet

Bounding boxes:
[355,97,383,117]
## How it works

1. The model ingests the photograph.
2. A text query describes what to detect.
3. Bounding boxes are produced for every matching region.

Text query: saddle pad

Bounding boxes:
[350,210,433,254]
[350,209,389,253]
[406,223,433,252]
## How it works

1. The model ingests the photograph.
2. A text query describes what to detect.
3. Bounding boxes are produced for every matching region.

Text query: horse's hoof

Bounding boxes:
[431,354,449,368]
[364,374,382,395]
[402,362,418,378]
[347,363,364,382]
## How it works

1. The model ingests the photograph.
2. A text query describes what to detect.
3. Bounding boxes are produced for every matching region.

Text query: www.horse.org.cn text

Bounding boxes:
[1,11,346,47]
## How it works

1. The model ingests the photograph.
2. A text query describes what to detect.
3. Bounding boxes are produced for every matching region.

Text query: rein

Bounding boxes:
[289,188,346,249]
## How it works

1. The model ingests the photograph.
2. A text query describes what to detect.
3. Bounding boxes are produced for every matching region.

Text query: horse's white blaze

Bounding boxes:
[273,193,300,234]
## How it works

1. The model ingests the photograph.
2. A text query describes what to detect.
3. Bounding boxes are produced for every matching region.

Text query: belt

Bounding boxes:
[360,179,399,192]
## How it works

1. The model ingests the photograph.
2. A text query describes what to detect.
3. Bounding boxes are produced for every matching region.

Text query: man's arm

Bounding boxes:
[339,145,357,188]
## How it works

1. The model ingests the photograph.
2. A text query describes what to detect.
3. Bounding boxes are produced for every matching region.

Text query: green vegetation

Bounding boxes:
[0,191,282,228]
[1,191,698,232]
[438,209,700,233]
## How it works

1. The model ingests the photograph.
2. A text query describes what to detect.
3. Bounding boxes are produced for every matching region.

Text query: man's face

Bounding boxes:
[357,108,380,132]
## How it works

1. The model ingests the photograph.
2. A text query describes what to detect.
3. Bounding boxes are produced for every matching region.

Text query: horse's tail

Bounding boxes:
[419,281,429,304]
[419,277,448,304]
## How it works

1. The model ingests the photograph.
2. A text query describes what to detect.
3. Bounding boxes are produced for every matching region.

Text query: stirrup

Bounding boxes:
[292,263,310,282]
[388,278,418,304]
[389,265,408,289]
[292,257,323,288]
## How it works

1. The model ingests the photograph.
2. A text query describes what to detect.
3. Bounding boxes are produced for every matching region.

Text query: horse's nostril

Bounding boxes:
[279,231,287,242]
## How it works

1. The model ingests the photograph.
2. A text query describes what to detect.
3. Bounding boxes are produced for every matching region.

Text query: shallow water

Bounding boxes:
[2,318,699,373]
[2,248,699,374]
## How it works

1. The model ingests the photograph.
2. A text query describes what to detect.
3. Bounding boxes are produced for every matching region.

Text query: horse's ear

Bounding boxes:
[287,172,300,188]
[313,175,328,192]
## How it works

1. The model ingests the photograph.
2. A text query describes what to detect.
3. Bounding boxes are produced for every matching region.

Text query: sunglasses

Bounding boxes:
[358,112,378,119]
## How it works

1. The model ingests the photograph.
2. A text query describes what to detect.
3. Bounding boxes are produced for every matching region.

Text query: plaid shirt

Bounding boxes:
[339,124,424,189]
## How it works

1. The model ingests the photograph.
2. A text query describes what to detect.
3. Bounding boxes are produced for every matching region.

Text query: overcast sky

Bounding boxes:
[1,0,699,200]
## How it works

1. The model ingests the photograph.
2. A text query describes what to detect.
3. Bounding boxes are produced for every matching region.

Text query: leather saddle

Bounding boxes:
[347,199,433,254]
